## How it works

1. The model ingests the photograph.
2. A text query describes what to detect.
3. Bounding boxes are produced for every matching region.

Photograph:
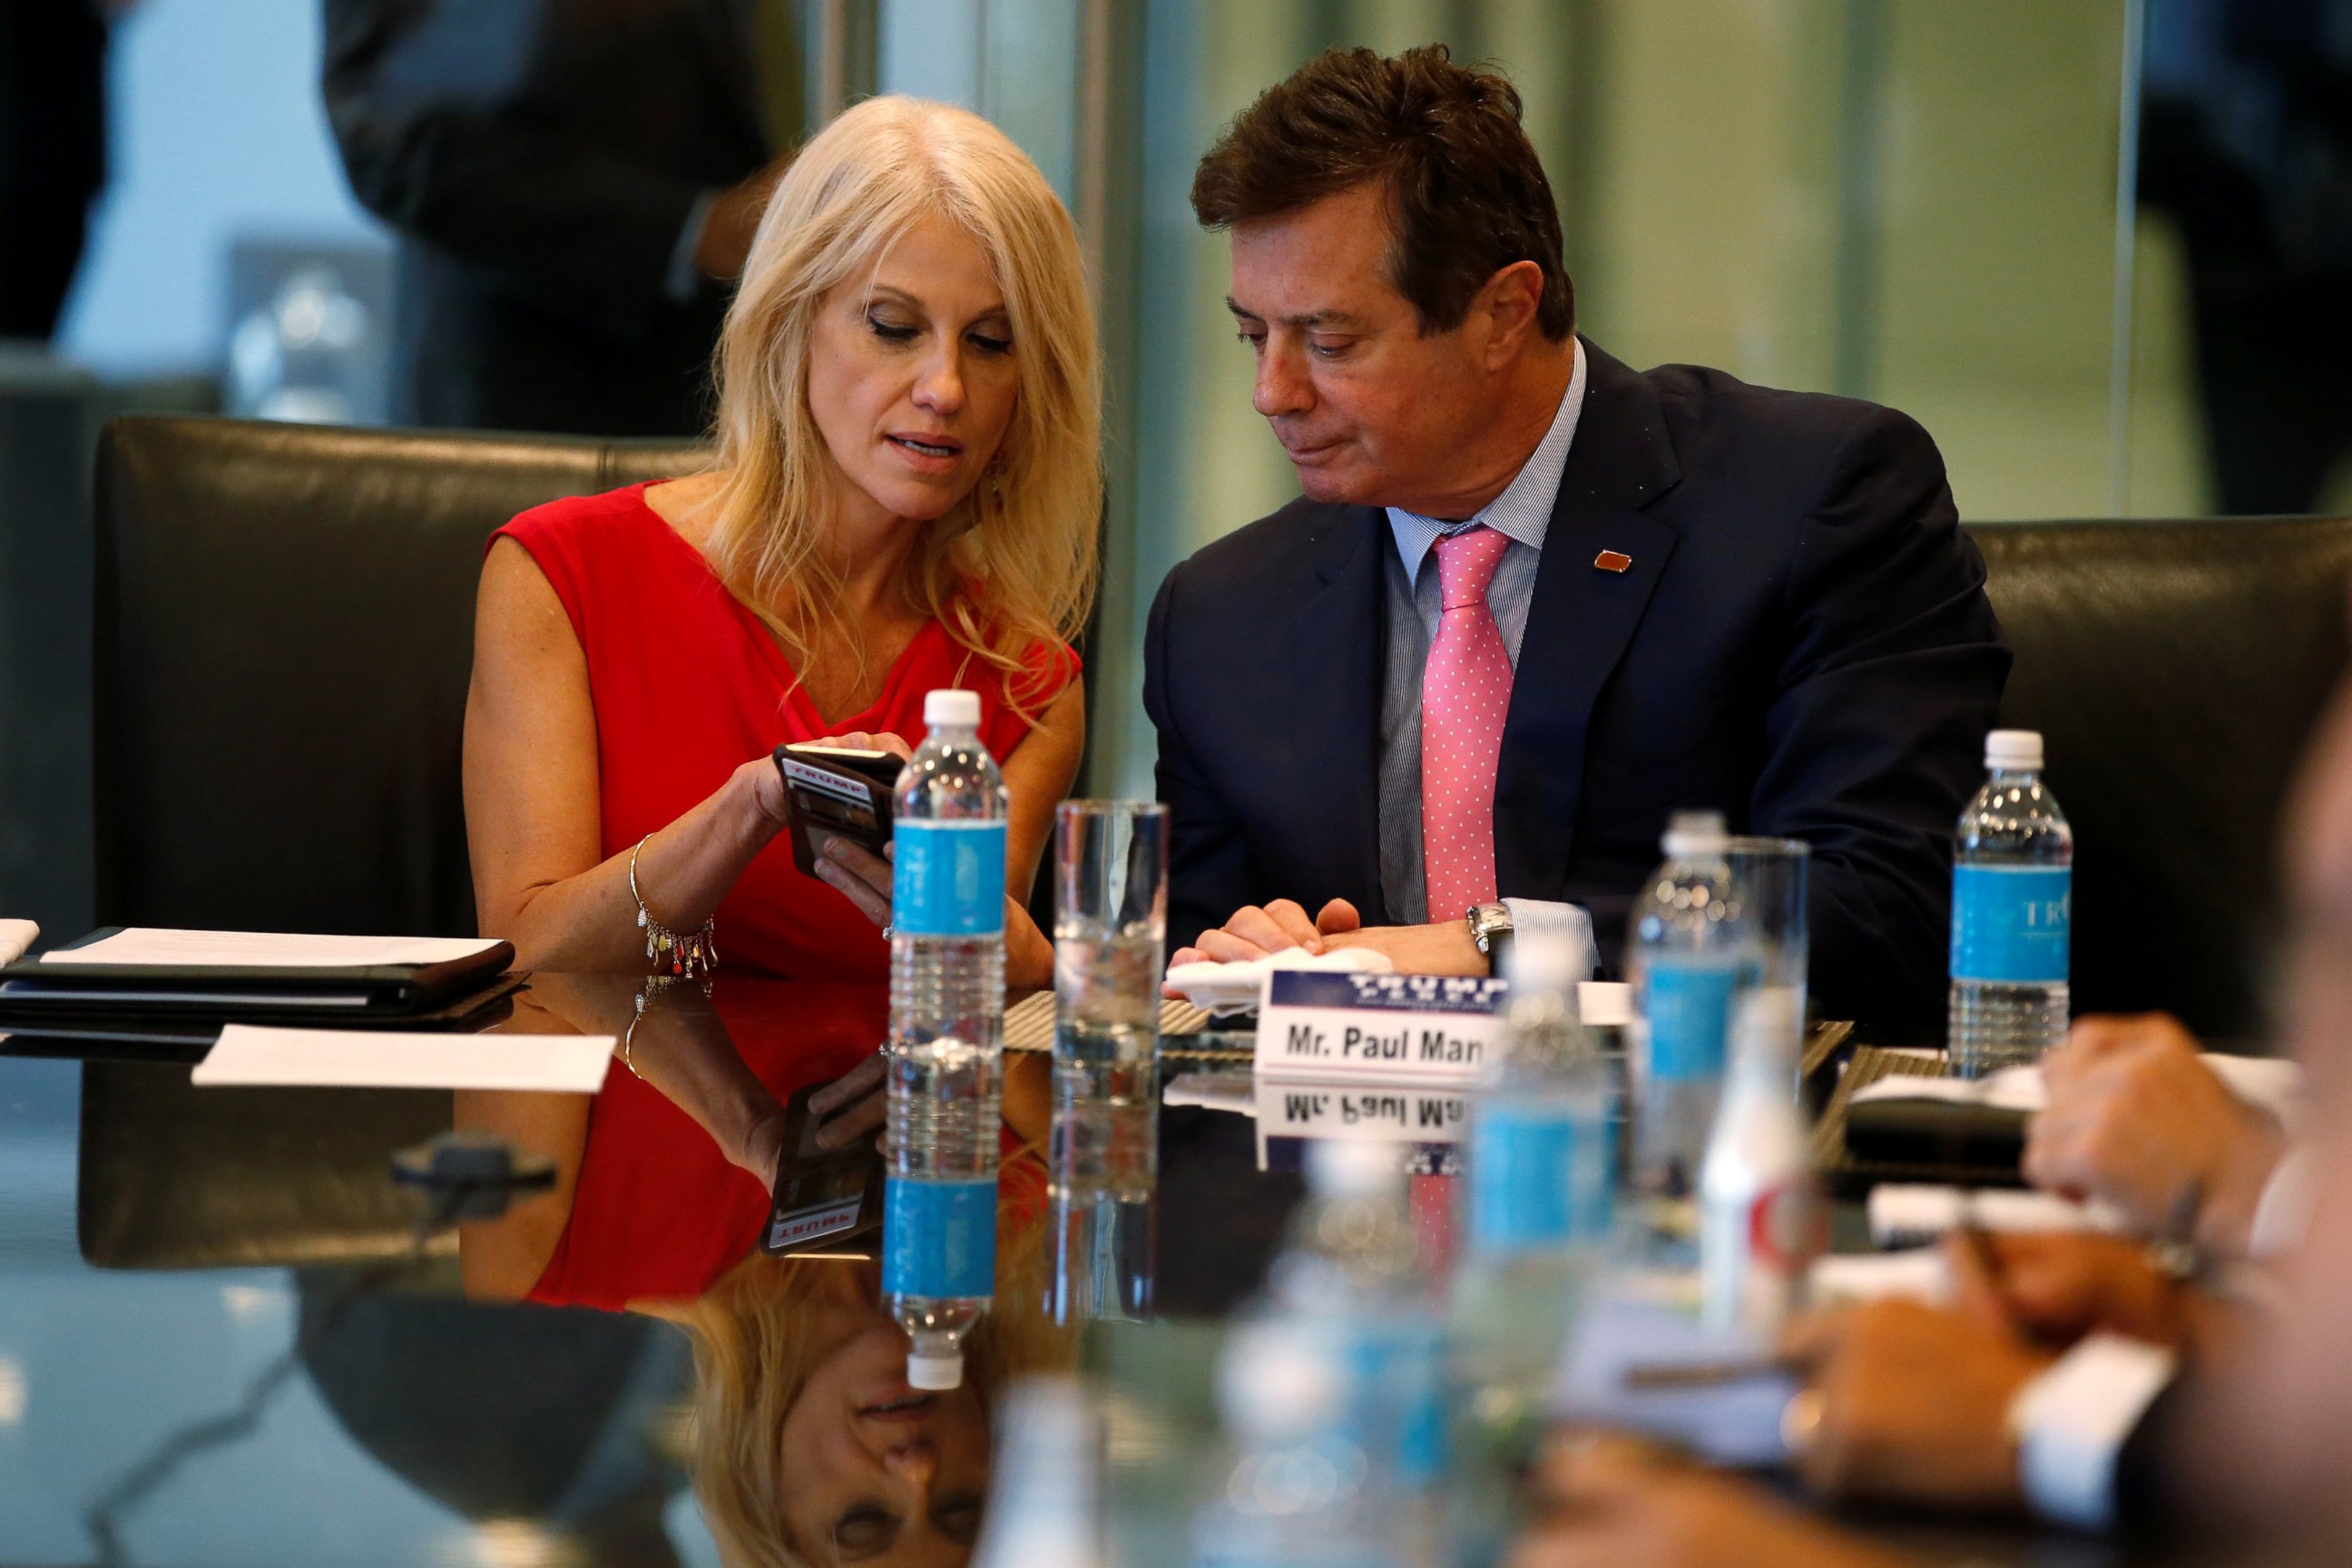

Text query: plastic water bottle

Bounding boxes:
[885,688,1008,1390]
[972,1377,1104,1568]
[1948,730,2073,1077]
[1194,1142,1441,1568]
[1699,987,1824,1339]
[1451,929,1612,1463]
[1626,812,1741,1261]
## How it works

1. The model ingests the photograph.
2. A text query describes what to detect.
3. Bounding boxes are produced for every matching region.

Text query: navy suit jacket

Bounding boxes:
[1142,338,2011,1027]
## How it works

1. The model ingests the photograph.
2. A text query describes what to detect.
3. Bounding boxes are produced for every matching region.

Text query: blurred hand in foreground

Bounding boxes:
[2025,1013,2286,1257]
[1509,1436,1926,1568]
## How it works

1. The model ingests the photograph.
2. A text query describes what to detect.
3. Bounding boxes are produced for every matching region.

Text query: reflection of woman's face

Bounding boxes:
[780,1318,991,1566]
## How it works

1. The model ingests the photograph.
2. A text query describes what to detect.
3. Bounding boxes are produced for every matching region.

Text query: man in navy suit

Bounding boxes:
[1143,44,2009,1027]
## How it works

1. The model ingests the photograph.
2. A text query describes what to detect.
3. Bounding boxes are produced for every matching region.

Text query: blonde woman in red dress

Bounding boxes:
[464,95,1098,989]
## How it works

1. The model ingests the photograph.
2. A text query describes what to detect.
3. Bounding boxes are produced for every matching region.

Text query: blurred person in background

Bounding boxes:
[0,0,132,340]
[462,96,1096,991]
[2140,0,2352,514]
[323,0,801,435]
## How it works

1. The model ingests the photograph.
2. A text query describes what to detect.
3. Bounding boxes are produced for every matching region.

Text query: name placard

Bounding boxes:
[1254,970,1509,1087]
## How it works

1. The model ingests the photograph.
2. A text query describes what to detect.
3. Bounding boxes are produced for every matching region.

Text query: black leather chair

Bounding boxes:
[1974,518,2352,1044]
[94,416,701,937]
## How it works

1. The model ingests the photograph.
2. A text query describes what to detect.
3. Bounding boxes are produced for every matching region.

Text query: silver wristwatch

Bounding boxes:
[1465,902,1514,975]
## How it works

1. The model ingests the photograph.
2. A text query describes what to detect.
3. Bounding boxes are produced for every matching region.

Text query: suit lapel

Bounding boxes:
[1495,339,1684,899]
[1284,506,1388,908]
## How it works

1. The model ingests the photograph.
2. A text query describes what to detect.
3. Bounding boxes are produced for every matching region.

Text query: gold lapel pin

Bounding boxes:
[1593,549,1633,573]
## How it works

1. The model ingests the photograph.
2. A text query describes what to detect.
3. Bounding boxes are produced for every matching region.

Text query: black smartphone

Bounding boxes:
[773,743,904,880]
[760,1079,885,1258]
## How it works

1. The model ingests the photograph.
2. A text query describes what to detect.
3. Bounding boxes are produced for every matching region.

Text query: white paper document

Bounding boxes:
[193,1025,614,1092]
[41,928,501,969]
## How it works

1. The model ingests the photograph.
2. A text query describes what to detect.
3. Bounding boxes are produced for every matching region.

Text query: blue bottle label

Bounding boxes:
[1469,1101,1612,1251]
[883,1176,997,1298]
[1644,958,1740,1080]
[891,820,1006,936]
[1950,864,2071,984]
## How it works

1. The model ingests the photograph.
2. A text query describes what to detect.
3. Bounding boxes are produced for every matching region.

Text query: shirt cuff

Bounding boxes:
[665,190,722,303]
[2009,1334,2178,1532]
[1498,899,1595,978]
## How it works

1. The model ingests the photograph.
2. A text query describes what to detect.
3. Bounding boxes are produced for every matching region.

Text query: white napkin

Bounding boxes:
[0,920,37,966]
[1851,1053,2303,1122]
[1163,947,1396,1015]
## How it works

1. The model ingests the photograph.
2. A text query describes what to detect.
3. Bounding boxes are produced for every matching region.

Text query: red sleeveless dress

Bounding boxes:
[491,481,1071,981]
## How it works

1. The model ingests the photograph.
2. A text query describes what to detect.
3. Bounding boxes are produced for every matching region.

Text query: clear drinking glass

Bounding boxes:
[1723,837,1811,1073]
[1048,801,1167,1322]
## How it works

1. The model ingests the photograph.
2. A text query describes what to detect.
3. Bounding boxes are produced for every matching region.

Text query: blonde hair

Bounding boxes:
[678,1223,1075,1568]
[701,96,1101,715]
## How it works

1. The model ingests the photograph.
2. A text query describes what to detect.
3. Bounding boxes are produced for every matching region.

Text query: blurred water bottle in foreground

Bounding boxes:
[972,1377,1105,1568]
[1626,811,1740,1267]
[1194,1142,1442,1568]
[1948,730,2072,1076]
[1451,928,1610,1456]
[1700,986,1825,1340]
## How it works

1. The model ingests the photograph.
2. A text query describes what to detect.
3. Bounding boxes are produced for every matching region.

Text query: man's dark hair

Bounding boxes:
[1191,44,1573,341]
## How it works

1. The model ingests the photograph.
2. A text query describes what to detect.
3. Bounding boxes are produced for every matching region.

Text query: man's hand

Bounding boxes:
[1780,1289,2052,1511]
[1167,897,1362,968]
[1510,1437,1928,1568]
[1321,917,1488,975]
[1967,1230,2191,1348]
[2025,1014,2288,1257]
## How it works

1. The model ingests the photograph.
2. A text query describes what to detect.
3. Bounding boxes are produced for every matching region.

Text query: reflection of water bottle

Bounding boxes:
[885,689,1007,1390]
[1700,987,1824,1339]
[1948,730,2073,1076]
[1627,812,1740,1259]
[1451,929,1611,1464]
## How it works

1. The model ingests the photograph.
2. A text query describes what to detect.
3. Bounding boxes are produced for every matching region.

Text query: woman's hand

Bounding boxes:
[814,838,894,926]
[807,1049,888,1152]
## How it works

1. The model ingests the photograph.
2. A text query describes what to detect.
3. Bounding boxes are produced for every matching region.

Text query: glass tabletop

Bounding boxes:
[0,975,2121,1568]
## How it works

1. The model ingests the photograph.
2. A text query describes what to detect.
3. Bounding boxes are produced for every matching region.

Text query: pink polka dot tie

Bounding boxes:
[1422,526,1514,923]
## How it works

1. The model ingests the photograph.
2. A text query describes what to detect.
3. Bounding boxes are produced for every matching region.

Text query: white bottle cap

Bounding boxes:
[1985,730,2043,771]
[1576,980,1633,1028]
[1304,1138,1403,1198]
[907,1349,965,1390]
[925,688,981,729]
[1661,809,1729,858]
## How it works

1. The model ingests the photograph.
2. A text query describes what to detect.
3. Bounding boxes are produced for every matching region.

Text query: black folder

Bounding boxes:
[0,926,521,1026]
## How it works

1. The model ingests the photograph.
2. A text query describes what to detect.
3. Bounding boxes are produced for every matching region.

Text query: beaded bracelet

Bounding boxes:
[628,835,717,978]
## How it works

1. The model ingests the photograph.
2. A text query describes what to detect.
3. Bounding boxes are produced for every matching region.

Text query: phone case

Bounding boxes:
[773,744,904,881]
